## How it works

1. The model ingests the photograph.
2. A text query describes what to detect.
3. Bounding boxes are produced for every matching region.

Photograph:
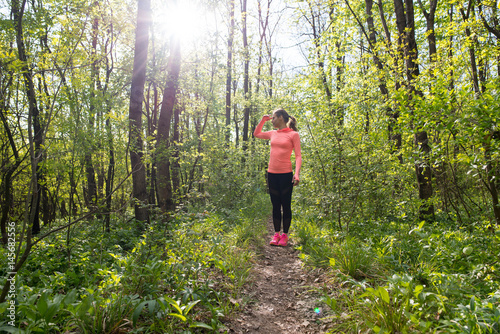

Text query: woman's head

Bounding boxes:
[272,108,297,131]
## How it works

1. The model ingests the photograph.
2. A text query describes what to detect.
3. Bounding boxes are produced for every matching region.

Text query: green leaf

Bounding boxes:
[132,301,148,327]
[190,321,214,329]
[63,290,78,305]
[147,300,158,315]
[377,287,390,304]
[184,300,201,316]
[44,295,64,324]
[462,246,473,256]
[165,297,183,315]
[0,325,18,333]
[76,295,93,318]
[414,285,424,297]
[169,313,187,322]
[36,292,49,315]
[469,296,476,312]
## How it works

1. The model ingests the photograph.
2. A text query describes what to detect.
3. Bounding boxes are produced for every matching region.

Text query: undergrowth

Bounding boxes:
[293,212,500,333]
[0,193,268,333]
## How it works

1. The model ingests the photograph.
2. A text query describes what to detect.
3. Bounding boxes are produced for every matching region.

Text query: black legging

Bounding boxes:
[267,172,294,234]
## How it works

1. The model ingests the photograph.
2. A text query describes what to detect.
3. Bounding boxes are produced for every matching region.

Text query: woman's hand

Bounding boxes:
[262,115,271,122]
[293,175,300,186]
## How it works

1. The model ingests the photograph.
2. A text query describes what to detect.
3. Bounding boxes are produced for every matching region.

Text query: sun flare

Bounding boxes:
[154,0,211,46]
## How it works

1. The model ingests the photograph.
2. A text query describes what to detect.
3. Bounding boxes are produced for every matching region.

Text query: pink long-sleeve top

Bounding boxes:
[254,119,302,179]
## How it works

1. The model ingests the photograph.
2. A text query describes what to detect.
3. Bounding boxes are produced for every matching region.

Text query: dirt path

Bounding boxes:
[224,219,331,333]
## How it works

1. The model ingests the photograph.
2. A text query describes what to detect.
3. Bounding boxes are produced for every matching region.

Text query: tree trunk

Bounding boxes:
[307,0,331,105]
[225,0,235,143]
[461,2,499,224]
[128,0,151,223]
[171,104,181,197]
[0,105,21,244]
[105,115,115,232]
[242,0,250,144]
[148,82,159,205]
[85,9,99,211]
[394,0,434,220]
[156,36,181,212]
[13,0,43,234]
[484,136,500,225]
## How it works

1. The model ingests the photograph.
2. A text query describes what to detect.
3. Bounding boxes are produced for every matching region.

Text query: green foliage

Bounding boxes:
[359,275,437,333]
[439,293,500,333]
[2,0,500,333]
[294,213,500,333]
[294,219,336,267]
[0,196,268,333]
[329,235,376,280]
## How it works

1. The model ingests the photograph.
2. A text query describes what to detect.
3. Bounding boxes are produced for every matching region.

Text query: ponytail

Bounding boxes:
[287,116,298,132]
[273,108,298,131]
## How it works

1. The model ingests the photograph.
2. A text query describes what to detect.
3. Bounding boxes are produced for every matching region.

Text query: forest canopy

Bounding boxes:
[1,0,500,332]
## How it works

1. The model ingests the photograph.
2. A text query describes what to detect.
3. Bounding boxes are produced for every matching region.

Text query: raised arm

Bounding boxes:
[254,115,272,139]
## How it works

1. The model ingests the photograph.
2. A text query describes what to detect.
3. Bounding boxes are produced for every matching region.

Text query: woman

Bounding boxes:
[254,108,302,246]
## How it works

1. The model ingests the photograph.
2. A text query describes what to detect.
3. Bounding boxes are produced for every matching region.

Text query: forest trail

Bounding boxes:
[224,219,331,333]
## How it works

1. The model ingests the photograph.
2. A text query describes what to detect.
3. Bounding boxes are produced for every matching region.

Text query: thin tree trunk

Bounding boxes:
[241,0,250,144]
[85,6,99,211]
[461,2,499,224]
[13,0,43,234]
[460,4,481,95]
[156,36,181,212]
[187,55,215,194]
[484,136,500,225]
[105,115,114,232]
[225,0,235,143]
[394,0,434,220]
[128,0,151,223]
[0,105,21,244]
[376,0,403,162]
[149,82,159,205]
[307,0,331,104]
[171,104,181,197]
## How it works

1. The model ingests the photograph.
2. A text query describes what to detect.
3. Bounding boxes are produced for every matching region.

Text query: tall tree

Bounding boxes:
[462,0,500,224]
[0,82,22,244]
[307,0,332,107]
[393,0,434,220]
[128,0,151,223]
[225,0,235,143]
[85,1,99,211]
[363,0,400,154]
[156,36,181,212]
[12,0,44,234]
[241,0,251,143]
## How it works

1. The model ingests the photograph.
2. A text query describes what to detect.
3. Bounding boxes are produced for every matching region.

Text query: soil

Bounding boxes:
[223,219,332,333]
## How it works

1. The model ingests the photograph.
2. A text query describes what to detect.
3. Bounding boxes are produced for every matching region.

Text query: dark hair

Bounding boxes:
[273,108,298,131]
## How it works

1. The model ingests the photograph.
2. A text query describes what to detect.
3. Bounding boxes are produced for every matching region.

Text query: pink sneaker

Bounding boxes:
[270,232,281,246]
[278,233,288,247]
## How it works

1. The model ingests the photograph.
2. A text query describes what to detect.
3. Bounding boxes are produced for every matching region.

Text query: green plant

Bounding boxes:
[330,235,375,280]
[361,285,412,333]
[294,220,336,267]
[133,295,213,331]
[14,289,70,333]
[439,294,500,333]
[68,290,138,334]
